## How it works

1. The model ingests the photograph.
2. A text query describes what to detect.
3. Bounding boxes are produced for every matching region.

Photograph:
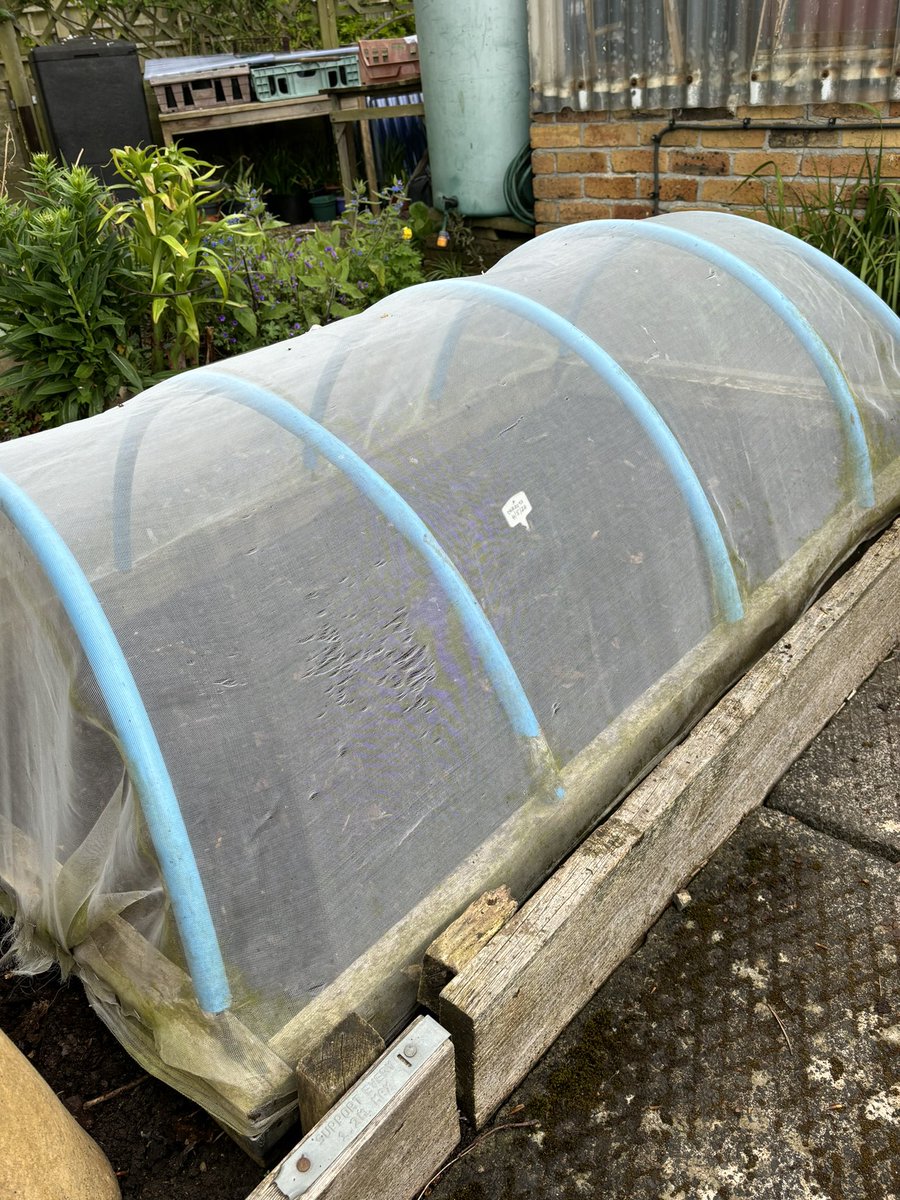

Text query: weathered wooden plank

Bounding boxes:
[157,95,332,144]
[248,1016,459,1200]
[418,886,518,1014]
[296,1012,385,1132]
[330,102,425,122]
[439,520,900,1127]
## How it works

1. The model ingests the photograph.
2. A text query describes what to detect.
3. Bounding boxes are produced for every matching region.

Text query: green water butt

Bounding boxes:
[414,0,530,216]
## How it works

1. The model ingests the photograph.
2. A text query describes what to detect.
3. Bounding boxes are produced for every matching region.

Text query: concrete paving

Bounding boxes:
[426,656,900,1200]
[770,649,900,863]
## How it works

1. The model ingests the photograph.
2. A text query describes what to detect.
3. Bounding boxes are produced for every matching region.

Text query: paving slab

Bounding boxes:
[769,649,900,862]
[425,806,899,1200]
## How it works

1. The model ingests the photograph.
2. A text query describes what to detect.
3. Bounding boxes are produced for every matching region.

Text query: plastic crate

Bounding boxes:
[358,38,420,86]
[251,54,360,101]
[320,54,361,90]
[150,63,251,113]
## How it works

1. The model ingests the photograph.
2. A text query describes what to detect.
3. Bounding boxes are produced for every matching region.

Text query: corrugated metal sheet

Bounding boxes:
[529,1,900,113]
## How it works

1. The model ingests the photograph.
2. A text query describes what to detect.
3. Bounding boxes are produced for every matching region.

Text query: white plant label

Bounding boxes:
[502,491,532,531]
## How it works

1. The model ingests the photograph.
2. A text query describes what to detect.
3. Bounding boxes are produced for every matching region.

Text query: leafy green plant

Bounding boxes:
[747,141,900,313]
[0,154,144,434]
[209,181,424,355]
[406,199,439,246]
[423,209,486,280]
[103,144,250,371]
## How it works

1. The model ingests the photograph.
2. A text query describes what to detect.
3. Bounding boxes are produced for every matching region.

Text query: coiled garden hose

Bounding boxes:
[503,143,535,225]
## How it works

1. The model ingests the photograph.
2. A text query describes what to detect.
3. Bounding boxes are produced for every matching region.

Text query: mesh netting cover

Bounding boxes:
[1,212,899,1142]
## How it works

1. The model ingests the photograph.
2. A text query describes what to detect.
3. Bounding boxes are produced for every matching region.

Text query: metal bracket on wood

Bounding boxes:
[272,1017,451,1199]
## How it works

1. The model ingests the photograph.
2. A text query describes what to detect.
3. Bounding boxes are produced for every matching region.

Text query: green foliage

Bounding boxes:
[749,142,900,313]
[0,154,144,435]
[209,181,424,354]
[104,144,252,371]
[424,209,486,280]
[406,199,439,245]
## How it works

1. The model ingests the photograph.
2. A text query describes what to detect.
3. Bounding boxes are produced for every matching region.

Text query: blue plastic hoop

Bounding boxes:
[198,371,551,759]
[375,279,745,623]
[0,472,231,1014]
[544,220,875,509]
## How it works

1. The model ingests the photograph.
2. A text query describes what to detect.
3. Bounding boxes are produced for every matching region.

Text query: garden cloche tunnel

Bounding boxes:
[1,210,899,1145]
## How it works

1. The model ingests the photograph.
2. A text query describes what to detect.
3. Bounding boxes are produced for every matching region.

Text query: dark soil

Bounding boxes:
[0,927,267,1199]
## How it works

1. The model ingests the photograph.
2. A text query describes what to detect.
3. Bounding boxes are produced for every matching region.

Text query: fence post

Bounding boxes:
[0,18,46,154]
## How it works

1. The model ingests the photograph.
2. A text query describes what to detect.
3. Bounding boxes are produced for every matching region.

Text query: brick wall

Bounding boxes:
[531,101,900,233]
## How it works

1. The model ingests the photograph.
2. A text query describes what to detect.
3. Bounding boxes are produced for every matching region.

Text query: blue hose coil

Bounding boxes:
[0,472,231,1014]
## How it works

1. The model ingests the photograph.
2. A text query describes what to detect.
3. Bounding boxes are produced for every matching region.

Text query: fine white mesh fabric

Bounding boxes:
[1,212,899,1139]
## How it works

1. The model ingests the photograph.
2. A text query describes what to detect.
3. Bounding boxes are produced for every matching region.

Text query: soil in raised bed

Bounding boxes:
[0,922,267,1199]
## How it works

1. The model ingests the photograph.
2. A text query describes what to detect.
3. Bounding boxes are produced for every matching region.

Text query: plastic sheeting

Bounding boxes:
[529,0,900,113]
[1,212,900,1142]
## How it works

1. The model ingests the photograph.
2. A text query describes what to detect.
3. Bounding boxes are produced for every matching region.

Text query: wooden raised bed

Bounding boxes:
[246,516,900,1196]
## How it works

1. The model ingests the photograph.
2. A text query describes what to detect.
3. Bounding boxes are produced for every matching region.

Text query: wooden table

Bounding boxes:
[156,83,425,209]
[327,81,425,206]
[157,92,334,146]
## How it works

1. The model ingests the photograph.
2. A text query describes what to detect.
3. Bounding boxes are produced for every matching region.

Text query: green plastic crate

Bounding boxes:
[251,55,360,102]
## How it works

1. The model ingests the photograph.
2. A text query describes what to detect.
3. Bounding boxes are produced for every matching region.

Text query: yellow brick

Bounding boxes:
[771,129,839,148]
[611,201,654,220]
[583,122,641,147]
[610,107,668,120]
[701,129,766,148]
[584,175,638,199]
[533,174,583,200]
[658,176,699,202]
[647,127,699,147]
[555,149,610,174]
[558,200,613,222]
[531,123,581,148]
[700,177,766,204]
[534,200,559,224]
[878,151,900,176]
[666,149,729,176]
[735,104,806,120]
[739,209,772,223]
[798,151,868,178]
[841,128,900,148]
[733,151,801,176]
[781,179,839,204]
[811,102,888,119]
[531,150,555,175]
[609,148,654,173]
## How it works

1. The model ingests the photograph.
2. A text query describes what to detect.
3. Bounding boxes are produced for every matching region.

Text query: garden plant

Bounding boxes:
[0,147,425,440]
[0,154,144,433]
[745,140,900,315]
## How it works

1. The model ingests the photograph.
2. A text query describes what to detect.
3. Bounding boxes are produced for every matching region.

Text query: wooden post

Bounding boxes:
[418,886,518,1014]
[296,1013,385,1132]
[438,520,900,1127]
[358,114,379,209]
[317,0,340,49]
[0,19,46,153]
